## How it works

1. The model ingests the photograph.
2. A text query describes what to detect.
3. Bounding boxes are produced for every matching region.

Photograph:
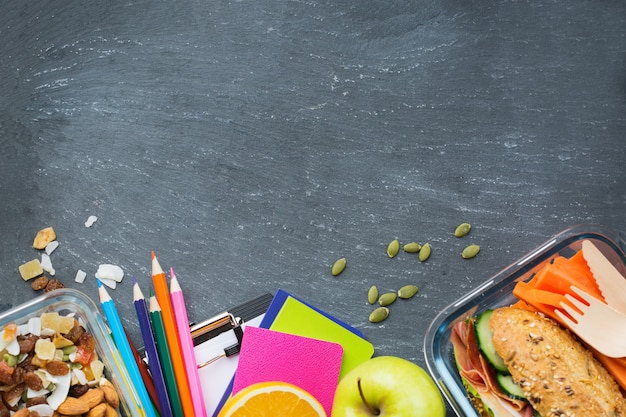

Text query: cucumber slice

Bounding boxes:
[474,309,509,374]
[496,373,526,400]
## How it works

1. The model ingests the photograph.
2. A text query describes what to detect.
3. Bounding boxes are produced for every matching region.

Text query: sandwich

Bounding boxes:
[451,306,626,417]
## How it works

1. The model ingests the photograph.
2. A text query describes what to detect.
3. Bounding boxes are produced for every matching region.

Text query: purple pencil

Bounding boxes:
[133,278,174,417]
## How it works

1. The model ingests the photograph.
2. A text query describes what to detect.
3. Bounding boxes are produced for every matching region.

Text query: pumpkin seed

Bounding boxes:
[369,307,389,323]
[367,285,379,305]
[403,242,422,253]
[386,239,400,258]
[378,292,397,307]
[331,257,347,276]
[462,244,481,259]
[419,243,431,262]
[454,223,472,238]
[397,284,418,299]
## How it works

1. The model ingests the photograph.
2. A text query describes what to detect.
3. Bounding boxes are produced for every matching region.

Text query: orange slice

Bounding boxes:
[217,381,327,417]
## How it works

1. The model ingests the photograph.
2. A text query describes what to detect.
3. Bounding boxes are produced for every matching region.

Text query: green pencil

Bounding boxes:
[149,292,185,417]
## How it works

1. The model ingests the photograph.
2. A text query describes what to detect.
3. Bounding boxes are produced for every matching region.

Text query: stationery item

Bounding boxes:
[169,268,207,417]
[149,293,185,417]
[259,288,365,337]
[125,327,159,413]
[192,293,273,417]
[133,279,173,417]
[213,290,373,416]
[151,252,195,416]
[267,294,374,378]
[231,326,343,417]
[97,280,156,417]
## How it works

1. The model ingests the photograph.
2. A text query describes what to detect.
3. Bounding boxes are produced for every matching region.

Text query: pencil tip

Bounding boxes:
[151,250,155,260]
[96,279,102,288]
[132,276,137,285]
[169,267,175,279]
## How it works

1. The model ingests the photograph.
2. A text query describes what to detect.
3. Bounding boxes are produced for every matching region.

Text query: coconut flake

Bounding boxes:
[98,277,117,289]
[95,264,124,282]
[84,215,98,227]
[74,269,87,284]
[6,338,20,356]
[45,241,59,255]
[29,317,41,336]
[40,253,55,276]
[46,372,71,410]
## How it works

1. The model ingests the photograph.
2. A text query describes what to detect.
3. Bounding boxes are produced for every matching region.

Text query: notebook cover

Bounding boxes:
[269,296,374,378]
[259,288,364,337]
[231,326,343,417]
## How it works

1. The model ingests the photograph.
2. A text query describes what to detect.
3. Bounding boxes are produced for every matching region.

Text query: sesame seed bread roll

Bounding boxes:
[489,307,626,417]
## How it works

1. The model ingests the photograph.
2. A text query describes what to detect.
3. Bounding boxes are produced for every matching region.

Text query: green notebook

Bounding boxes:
[269,296,374,378]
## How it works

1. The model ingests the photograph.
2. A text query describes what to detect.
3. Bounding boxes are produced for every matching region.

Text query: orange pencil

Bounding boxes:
[151,252,194,416]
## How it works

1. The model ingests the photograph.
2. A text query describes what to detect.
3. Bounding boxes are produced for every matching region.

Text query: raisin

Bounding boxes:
[11,366,24,385]
[77,332,95,352]
[2,383,24,406]
[69,383,90,398]
[64,325,85,344]
[18,335,38,354]
[30,276,49,291]
[44,279,64,293]
[23,372,43,391]
[45,361,69,376]
[25,396,47,407]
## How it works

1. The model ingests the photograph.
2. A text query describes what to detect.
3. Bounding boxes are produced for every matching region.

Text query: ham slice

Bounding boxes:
[451,320,534,417]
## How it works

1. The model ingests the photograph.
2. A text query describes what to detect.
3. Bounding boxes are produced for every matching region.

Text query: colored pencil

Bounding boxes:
[169,268,207,417]
[133,278,173,417]
[151,252,194,416]
[97,280,156,417]
[149,293,185,417]
[124,327,159,413]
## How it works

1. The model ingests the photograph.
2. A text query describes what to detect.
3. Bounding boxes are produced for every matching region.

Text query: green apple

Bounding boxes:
[331,356,446,417]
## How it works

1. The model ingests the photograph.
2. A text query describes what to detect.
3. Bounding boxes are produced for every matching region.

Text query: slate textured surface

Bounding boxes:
[1,1,625,415]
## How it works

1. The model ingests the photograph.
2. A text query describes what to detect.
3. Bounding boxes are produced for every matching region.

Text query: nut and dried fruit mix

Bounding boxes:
[0,312,120,416]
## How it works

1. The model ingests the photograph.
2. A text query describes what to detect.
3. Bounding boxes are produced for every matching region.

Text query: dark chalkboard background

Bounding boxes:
[1,1,625,415]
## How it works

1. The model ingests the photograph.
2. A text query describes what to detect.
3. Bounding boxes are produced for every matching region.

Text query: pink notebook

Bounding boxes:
[232,326,343,416]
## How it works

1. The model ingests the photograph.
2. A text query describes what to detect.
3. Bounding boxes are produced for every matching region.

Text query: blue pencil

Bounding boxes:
[133,278,173,417]
[97,279,157,417]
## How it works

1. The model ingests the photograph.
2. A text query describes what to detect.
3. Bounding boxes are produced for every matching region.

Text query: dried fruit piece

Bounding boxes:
[419,243,432,262]
[369,307,389,323]
[403,242,421,253]
[19,259,43,281]
[33,227,57,250]
[378,292,397,307]
[44,279,65,293]
[30,276,49,291]
[454,223,472,237]
[46,360,70,376]
[331,257,347,276]
[34,338,56,361]
[386,239,400,258]
[398,284,419,299]
[462,244,481,259]
[367,286,378,305]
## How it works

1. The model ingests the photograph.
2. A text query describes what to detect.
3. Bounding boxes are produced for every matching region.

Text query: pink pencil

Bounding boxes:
[169,267,208,417]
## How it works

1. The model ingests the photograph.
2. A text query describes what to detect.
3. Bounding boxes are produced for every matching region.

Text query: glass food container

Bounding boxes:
[0,288,143,416]
[423,224,626,417]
